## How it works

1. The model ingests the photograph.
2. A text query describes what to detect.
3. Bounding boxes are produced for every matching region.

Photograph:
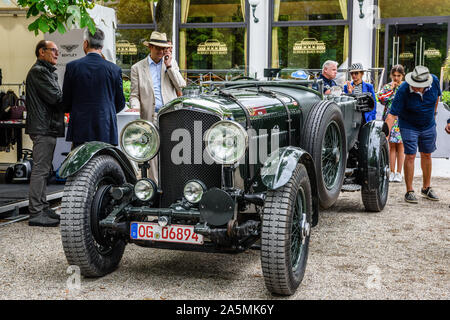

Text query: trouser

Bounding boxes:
[29,135,57,214]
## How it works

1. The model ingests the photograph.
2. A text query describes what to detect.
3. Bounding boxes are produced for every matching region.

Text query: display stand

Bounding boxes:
[0,206,29,227]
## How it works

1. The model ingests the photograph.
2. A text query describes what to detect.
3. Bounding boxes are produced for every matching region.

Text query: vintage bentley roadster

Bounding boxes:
[59,79,389,295]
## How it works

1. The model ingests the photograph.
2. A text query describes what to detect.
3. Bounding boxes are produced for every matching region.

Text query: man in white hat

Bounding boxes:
[130,31,186,122]
[129,31,186,182]
[385,65,442,203]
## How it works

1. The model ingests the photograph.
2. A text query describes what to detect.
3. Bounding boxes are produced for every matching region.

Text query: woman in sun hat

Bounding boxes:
[343,63,377,123]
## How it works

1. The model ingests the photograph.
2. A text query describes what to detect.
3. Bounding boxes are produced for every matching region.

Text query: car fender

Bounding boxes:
[261,146,319,226]
[358,120,389,191]
[58,141,137,183]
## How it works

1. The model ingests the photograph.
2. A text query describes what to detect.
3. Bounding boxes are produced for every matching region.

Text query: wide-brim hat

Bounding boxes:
[143,31,172,48]
[405,65,432,88]
[348,63,366,73]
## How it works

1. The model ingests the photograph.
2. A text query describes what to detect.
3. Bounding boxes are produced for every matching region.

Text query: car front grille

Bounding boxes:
[158,109,222,207]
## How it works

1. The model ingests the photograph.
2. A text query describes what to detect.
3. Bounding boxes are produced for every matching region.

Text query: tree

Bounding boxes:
[154,0,173,38]
[16,0,100,35]
[16,0,174,36]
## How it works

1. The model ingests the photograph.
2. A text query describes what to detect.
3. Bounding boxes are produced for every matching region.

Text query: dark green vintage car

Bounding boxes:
[59,79,389,296]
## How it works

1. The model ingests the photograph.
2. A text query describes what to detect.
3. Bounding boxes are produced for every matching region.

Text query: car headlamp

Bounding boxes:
[183,180,206,204]
[205,120,248,165]
[134,178,156,202]
[120,120,160,162]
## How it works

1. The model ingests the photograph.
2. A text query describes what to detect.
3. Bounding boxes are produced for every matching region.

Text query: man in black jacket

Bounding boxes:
[25,40,64,227]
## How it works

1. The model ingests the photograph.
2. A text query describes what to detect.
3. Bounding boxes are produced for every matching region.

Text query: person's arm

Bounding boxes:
[115,68,125,114]
[166,59,186,92]
[129,63,141,111]
[445,118,450,134]
[385,113,397,138]
[32,68,62,107]
[385,87,404,138]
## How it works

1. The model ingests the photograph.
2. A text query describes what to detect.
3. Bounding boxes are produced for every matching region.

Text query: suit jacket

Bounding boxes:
[63,53,125,145]
[129,56,186,122]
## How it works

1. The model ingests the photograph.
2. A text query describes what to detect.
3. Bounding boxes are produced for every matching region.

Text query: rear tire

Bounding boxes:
[301,101,347,208]
[60,155,126,277]
[261,163,312,296]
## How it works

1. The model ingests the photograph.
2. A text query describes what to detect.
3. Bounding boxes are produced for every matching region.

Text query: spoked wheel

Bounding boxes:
[361,133,389,211]
[61,155,126,277]
[322,121,343,190]
[261,163,312,296]
[301,101,347,208]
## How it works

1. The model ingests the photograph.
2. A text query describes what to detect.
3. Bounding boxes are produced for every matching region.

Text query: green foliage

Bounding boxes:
[123,79,131,103]
[444,49,450,82]
[16,0,105,35]
[442,91,450,105]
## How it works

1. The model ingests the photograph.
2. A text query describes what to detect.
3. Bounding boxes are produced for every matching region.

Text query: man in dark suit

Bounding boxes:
[63,28,125,149]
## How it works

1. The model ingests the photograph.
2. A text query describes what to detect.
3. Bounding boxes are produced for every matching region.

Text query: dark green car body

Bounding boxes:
[59,79,389,295]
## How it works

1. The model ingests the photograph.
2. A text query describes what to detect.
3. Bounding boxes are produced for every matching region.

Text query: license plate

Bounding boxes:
[130,222,204,245]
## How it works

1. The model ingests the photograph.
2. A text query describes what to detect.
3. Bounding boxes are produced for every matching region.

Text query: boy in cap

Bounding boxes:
[385,66,441,203]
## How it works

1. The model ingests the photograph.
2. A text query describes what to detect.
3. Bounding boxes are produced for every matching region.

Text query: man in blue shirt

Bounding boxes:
[385,66,441,203]
[318,60,338,94]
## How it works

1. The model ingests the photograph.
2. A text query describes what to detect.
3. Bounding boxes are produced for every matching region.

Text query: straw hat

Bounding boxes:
[143,31,172,48]
[405,65,433,88]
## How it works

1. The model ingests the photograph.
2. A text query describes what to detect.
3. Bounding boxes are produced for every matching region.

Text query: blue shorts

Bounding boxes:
[399,125,436,155]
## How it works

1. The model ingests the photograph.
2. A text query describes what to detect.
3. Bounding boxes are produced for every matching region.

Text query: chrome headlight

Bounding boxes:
[183,180,206,204]
[205,120,248,165]
[134,179,156,201]
[120,120,160,162]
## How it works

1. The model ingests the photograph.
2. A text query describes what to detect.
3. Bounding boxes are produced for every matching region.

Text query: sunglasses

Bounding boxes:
[350,72,361,76]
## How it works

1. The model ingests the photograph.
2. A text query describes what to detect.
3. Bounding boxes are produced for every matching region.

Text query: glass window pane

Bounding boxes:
[106,0,154,24]
[184,0,245,23]
[276,0,346,21]
[179,28,246,70]
[272,25,346,71]
[115,29,153,74]
[379,0,450,18]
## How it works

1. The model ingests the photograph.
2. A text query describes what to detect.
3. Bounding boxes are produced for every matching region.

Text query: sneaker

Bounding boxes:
[404,191,418,204]
[394,172,403,183]
[389,172,395,182]
[28,212,60,227]
[421,187,440,201]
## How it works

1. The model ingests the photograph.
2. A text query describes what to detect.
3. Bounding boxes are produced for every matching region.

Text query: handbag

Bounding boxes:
[9,98,26,120]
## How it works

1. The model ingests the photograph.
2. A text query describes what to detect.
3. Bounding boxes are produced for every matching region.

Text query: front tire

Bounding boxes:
[60,155,126,277]
[261,163,312,296]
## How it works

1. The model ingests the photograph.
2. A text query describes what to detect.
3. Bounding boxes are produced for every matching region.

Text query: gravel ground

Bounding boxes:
[0,177,448,300]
